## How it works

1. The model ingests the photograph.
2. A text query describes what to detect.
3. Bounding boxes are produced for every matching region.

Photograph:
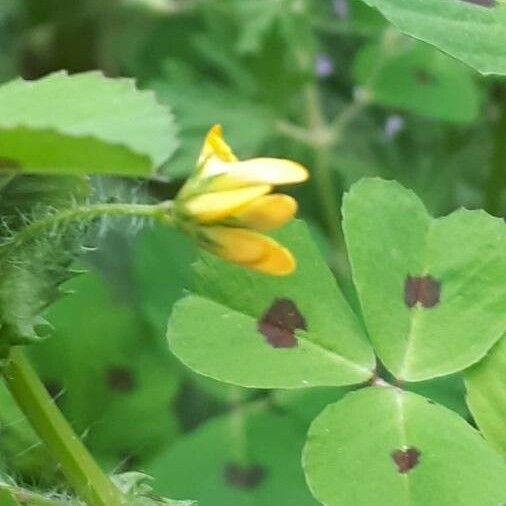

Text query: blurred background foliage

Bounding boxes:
[0,0,503,504]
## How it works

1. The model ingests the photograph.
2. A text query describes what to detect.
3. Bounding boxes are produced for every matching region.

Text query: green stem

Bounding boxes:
[2,347,125,506]
[1,201,173,255]
[228,388,249,466]
[485,88,506,215]
[304,85,345,268]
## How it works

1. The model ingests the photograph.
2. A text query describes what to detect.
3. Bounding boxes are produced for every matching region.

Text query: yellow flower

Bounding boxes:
[174,124,308,275]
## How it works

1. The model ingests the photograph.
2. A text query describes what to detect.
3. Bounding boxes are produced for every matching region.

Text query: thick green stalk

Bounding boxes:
[2,347,125,506]
[485,88,506,216]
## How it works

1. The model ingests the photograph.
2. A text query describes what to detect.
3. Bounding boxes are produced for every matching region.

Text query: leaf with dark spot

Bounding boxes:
[391,447,421,473]
[106,367,136,393]
[223,462,265,489]
[404,275,441,308]
[257,298,306,348]
[414,69,435,85]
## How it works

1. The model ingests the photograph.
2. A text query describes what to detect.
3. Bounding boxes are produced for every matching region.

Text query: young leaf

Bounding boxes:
[0,71,178,176]
[342,178,506,381]
[465,335,506,455]
[168,221,375,389]
[354,41,480,123]
[361,0,506,76]
[303,387,506,506]
[147,410,318,505]
[0,175,91,346]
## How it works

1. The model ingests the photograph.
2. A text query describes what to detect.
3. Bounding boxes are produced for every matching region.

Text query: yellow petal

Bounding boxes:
[184,185,271,223]
[203,227,296,275]
[204,158,309,190]
[248,240,295,276]
[233,194,297,230]
[198,124,237,166]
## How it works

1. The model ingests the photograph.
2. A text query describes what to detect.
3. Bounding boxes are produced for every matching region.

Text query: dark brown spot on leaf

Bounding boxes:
[391,447,421,473]
[106,367,135,393]
[257,298,306,348]
[224,462,265,489]
[404,275,441,308]
[460,0,495,7]
[415,69,435,86]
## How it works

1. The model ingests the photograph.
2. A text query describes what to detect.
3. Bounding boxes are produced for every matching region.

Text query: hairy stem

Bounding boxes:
[2,347,125,506]
[0,483,81,506]
[1,201,173,254]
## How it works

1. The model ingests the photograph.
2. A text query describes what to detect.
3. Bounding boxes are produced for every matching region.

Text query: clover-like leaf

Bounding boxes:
[31,269,181,467]
[0,71,177,176]
[147,410,318,505]
[361,0,506,76]
[303,387,506,506]
[465,335,506,455]
[343,178,506,381]
[168,221,375,389]
[354,41,481,123]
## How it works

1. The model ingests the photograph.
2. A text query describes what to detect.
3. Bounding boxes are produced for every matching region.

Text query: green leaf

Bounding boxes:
[30,268,181,468]
[354,40,480,123]
[147,410,318,505]
[303,387,506,506]
[168,221,375,389]
[0,71,178,176]
[0,489,20,506]
[272,386,351,426]
[131,225,196,341]
[361,0,506,76]
[405,373,469,419]
[342,178,506,381]
[465,335,506,455]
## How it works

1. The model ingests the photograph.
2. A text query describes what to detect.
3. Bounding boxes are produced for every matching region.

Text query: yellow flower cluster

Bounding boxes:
[173,125,308,275]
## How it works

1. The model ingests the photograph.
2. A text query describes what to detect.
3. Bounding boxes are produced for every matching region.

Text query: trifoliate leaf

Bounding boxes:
[303,387,506,506]
[31,269,181,468]
[342,178,506,381]
[168,221,375,389]
[147,410,317,505]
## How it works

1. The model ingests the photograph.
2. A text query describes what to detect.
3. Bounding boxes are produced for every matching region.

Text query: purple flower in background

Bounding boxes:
[333,0,349,19]
[316,54,334,78]
[384,115,405,141]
